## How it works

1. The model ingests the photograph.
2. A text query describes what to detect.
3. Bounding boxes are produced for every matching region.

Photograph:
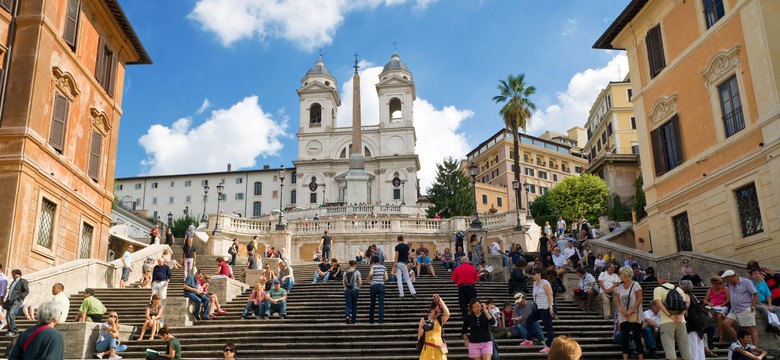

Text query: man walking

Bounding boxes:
[653,271,692,360]
[721,269,760,346]
[3,269,28,336]
[343,260,361,324]
[152,258,172,300]
[392,235,416,298]
[119,245,134,288]
[366,255,388,324]
[319,231,333,261]
[452,256,478,317]
[182,237,197,277]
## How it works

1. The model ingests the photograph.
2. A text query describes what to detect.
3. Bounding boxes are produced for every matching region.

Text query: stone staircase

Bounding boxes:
[0,259,760,359]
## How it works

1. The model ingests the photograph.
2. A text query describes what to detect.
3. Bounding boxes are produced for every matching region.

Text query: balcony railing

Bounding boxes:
[723,106,744,138]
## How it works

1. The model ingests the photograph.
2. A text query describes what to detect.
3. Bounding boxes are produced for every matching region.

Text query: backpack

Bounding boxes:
[663,284,687,313]
[247,241,255,252]
[685,295,711,332]
[345,270,357,289]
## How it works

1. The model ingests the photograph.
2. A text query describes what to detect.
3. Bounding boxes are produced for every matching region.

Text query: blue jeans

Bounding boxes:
[283,278,295,292]
[525,308,555,347]
[501,254,510,268]
[441,262,455,271]
[242,301,267,318]
[614,327,657,351]
[312,271,330,283]
[369,284,385,324]
[322,245,331,261]
[6,301,22,334]
[184,292,210,320]
[344,288,359,323]
[514,321,544,340]
[266,300,286,316]
[96,337,127,354]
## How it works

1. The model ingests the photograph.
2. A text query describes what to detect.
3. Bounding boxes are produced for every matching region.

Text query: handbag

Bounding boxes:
[625,282,639,323]
[767,311,780,327]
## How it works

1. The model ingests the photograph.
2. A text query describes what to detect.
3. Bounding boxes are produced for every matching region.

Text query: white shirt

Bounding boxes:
[642,309,660,332]
[490,242,501,255]
[564,247,576,259]
[598,271,621,290]
[52,292,70,323]
[552,253,567,267]
[556,220,566,230]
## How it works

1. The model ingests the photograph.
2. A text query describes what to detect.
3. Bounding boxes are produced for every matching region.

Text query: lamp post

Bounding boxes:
[322,183,327,207]
[201,184,210,223]
[512,180,522,231]
[167,212,173,228]
[468,162,482,229]
[276,166,286,230]
[523,180,533,221]
[401,180,407,206]
[213,182,224,235]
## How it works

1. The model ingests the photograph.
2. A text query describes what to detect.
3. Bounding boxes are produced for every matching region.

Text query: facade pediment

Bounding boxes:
[376,76,413,87]
[90,108,113,135]
[52,66,81,100]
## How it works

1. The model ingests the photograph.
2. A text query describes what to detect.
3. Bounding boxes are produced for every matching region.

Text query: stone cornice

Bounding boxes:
[52,66,81,100]
[90,108,113,135]
[648,95,678,128]
[701,45,741,87]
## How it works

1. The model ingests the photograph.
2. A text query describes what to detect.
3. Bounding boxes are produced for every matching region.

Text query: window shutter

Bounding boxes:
[107,52,117,98]
[63,0,80,49]
[88,131,102,181]
[646,25,666,78]
[650,128,665,176]
[0,0,13,12]
[95,37,105,88]
[670,114,684,166]
[49,94,69,153]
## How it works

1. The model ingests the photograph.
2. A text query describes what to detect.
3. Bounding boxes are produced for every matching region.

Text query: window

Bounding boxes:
[552,174,558,182]
[184,180,191,187]
[482,194,488,205]
[538,171,548,180]
[309,103,322,126]
[631,117,637,130]
[170,181,174,187]
[646,25,666,78]
[525,168,535,177]
[291,190,296,204]
[606,94,612,109]
[719,76,744,137]
[236,193,244,200]
[310,192,317,204]
[393,188,401,200]
[236,177,243,184]
[607,123,613,137]
[291,171,297,184]
[186,195,191,203]
[597,139,602,152]
[575,166,583,174]
[253,202,262,217]
[273,175,278,182]
[151,182,158,189]
[49,93,69,153]
[37,198,57,248]
[735,183,763,237]
[627,88,633,102]
[703,0,725,29]
[0,0,14,12]
[95,37,118,97]
[201,180,208,186]
[135,198,141,207]
[168,196,174,204]
[497,197,503,207]
[540,186,548,195]
[79,222,93,259]
[135,183,141,190]
[254,182,262,196]
[218,194,227,201]
[601,132,607,144]
[62,0,80,49]
[650,115,684,176]
[152,197,157,205]
[672,212,692,252]
[528,185,536,194]
[632,145,640,155]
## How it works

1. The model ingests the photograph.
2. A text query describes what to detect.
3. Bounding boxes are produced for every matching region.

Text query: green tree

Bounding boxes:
[608,195,632,222]
[493,74,536,207]
[529,191,557,228]
[172,215,199,238]
[633,173,647,221]
[547,174,608,224]
[425,157,474,218]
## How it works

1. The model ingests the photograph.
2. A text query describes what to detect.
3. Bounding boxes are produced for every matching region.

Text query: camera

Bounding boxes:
[423,319,434,331]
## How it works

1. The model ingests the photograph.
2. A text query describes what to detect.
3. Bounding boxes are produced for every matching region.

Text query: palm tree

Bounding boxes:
[493,74,536,210]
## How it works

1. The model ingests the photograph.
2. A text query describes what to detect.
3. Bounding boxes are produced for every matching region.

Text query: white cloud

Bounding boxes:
[561,18,578,36]
[139,96,289,175]
[529,54,628,135]
[189,0,436,50]
[195,98,211,115]
[336,65,473,192]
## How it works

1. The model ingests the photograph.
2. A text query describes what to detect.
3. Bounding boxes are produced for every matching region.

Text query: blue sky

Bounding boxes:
[116,0,630,190]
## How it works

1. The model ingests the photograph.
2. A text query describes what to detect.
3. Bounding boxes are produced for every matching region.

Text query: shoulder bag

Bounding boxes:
[625,282,639,323]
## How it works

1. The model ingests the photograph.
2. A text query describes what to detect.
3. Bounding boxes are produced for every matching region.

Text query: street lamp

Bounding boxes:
[467,162,482,229]
[512,180,522,230]
[523,180,533,221]
[167,212,173,228]
[401,180,407,206]
[276,166,286,230]
[201,184,210,223]
[322,183,327,207]
[213,182,224,235]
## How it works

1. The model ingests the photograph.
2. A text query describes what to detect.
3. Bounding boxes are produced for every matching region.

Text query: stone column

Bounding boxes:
[270,230,292,260]
[162,297,194,327]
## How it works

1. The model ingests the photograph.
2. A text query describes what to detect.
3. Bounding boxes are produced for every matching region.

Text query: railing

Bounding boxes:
[723,106,744,138]
[309,122,322,128]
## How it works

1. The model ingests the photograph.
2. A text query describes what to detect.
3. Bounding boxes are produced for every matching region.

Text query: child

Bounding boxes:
[729,329,767,360]
[502,302,514,327]
[141,269,153,288]
[407,263,416,283]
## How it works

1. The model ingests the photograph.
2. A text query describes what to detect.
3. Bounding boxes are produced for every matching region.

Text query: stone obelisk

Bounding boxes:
[345,55,369,204]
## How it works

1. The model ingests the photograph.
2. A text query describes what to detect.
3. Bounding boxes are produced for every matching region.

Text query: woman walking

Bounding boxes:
[520,268,555,353]
[461,298,494,360]
[469,235,484,266]
[616,266,644,360]
[418,294,450,360]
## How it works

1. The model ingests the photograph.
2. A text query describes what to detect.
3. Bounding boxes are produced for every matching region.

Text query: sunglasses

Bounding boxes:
[223,348,235,352]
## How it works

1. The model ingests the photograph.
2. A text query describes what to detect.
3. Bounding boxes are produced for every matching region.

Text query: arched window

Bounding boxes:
[252,202,262,217]
[291,171,297,184]
[389,97,402,122]
[364,146,372,157]
[310,103,322,127]
[253,182,262,196]
[340,147,347,159]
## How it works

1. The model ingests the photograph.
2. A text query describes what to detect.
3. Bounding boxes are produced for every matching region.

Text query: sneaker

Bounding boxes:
[539,347,550,353]
[108,355,122,359]
[519,340,534,346]
[95,353,105,359]
[279,315,285,320]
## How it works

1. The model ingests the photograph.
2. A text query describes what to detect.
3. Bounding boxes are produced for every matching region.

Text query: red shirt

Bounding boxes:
[217,262,230,276]
[452,263,478,286]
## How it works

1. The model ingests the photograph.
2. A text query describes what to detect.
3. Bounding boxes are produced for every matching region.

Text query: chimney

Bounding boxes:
[227,163,232,172]
[263,165,270,170]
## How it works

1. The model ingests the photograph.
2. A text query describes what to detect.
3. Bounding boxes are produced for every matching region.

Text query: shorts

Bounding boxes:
[728,309,757,327]
[121,267,130,281]
[467,341,493,358]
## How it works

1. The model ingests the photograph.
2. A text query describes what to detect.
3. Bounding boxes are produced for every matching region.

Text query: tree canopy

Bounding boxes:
[425,157,474,218]
[545,174,609,224]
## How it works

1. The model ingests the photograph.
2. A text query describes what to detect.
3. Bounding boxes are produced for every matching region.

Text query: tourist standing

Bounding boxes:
[94,311,127,358]
[598,264,621,320]
[653,271,692,360]
[319,231,333,261]
[461,298,494,360]
[152,258,172,300]
[556,216,566,237]
[393,235,417,298]
[3,269,28,337]
[343,260,361,324]
[119,245,133,288]
[367,255,388,324]
[228,239,239,266]
[149,224,161,245]
[452,256,478,318]
[543,221,552,237]
[721,269,759,346]
[519,268,555,353]
[7,301,64,359]
[50,283,69,323]
[469,235,484,266]
[0,263,8,330]
[182,237,197,278]
[615,266,643,360]
[146,326,181,360]
[165,228,174,246]
[418,294,450,360]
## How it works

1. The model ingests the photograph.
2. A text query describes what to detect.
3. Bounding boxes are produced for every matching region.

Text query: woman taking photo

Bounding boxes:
[461,298,494,360]
[469,235,484,266]
[137,294,165,340]
[418,294,450,360]
[615,266,643,360]
[519,268,555,353]
[95,312,127,359]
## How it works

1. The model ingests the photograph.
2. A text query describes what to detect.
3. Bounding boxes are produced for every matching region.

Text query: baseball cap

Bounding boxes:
[273,279,281,284]
[721,270,736,278]
[513,293,525,304]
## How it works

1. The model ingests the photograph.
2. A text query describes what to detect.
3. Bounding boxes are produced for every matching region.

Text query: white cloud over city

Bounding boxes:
[337,65,473,192]
[529,54,628,135]
[138,96,289,175]
[189,0,437,50]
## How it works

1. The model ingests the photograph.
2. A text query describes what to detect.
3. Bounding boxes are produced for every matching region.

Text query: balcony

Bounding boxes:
[723,106,745,138]
[549,164,559,170]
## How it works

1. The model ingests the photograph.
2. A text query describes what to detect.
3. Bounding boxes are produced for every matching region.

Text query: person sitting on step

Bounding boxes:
[162,249,182,270]
[441,248,455,272]
[312,258,331,284]
[75,288,106,322]
[327,258,342,283]
[183,270,210,321]
[416,251,437,278]
[278,262,295,292]
[198,276,227,318]
[509,293,544,343]
[263,279,287,319]
[242,280,268,319]
[140,269,152,289]
[137,294,165,341]
[262,264,276,290]
[94,311,127,359]
[146,326,180,360]
[728,329,767,360]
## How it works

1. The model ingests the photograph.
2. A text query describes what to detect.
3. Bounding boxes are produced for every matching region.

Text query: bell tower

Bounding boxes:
[297,56,340,133]
[376,52,416,127]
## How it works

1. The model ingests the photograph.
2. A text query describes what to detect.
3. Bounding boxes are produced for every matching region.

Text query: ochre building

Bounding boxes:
[0,0,150,272]
[595,0,779,263]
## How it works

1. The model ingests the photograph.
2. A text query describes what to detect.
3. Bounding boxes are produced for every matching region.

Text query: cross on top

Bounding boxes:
[393,41,398,53]
[318,48,323,59]
[354,53,359,73]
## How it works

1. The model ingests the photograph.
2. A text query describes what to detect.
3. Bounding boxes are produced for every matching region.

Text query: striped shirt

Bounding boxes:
[728,277,757,314]
[370,264,387,285]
